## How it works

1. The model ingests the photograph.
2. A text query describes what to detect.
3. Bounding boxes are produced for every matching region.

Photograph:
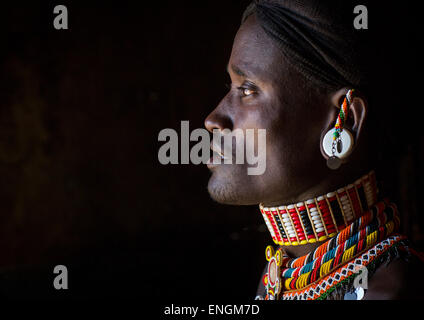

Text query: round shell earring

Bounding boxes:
[323,128,354,169]
[323,89,355,170]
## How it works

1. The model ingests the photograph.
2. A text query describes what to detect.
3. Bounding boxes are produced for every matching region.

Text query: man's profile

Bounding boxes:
[204,0,424,300]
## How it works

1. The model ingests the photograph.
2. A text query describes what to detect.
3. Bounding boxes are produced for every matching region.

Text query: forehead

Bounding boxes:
[229,14,286,83]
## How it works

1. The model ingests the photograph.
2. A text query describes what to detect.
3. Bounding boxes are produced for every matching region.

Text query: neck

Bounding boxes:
[259,170,378,258]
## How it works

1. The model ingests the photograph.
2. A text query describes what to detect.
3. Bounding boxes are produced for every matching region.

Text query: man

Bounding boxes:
[204,0,423,300]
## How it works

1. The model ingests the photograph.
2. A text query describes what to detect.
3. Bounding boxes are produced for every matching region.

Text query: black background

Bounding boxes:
[0,0,423,302]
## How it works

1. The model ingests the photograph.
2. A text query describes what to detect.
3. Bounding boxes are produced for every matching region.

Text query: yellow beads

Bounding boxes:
[318,235,328,242]
[342,245,355,263]
[285,278,292,290]
[296,273,310,289]
[320,260,332,278]
[265,245,275,261]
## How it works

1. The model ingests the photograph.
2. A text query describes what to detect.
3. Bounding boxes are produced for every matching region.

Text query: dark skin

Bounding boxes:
[204,15,422,299]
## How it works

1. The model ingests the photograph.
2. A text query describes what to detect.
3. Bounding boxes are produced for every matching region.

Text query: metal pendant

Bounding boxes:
[322,128,354,159]
[336,139,343,153]
[327,156,342,170]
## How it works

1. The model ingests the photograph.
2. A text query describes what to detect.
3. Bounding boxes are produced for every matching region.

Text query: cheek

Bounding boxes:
[263,107,324,176]
[229,91,322,172]
[230,91,281,135]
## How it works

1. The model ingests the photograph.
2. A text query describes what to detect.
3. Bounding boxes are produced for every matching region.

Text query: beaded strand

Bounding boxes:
[277,235,407,300]
[334,89,354,141]
[260,208,278,244]
[288,205,308,245]
[296,202,316,243]
[281,200,400,290]
[282,200,397,269]
[337,187,355,223]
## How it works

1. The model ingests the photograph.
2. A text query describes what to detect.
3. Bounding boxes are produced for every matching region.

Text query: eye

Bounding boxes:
[240,88,255,97]
[237,82,258,97]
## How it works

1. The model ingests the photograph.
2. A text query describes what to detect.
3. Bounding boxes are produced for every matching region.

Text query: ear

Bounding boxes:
[320,88,368,160]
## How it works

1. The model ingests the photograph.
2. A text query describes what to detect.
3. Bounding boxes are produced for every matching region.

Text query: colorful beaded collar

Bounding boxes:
[259,198,402,300]
[259,171,378,246]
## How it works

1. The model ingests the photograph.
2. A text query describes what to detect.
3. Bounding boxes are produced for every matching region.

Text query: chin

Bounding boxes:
[206,168,259,205]
[207,177,238,204]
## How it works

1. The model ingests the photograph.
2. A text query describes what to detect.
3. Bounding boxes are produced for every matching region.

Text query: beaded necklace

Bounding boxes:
[257,171,405,300]
[280,200,399,289]
[259,171,378,246]
[280,234,406,300]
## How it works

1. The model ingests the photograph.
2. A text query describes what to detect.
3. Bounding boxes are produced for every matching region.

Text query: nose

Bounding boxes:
[204,97,233,133]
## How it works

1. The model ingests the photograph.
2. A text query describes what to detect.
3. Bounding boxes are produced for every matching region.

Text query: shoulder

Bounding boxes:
[364,255,424,299]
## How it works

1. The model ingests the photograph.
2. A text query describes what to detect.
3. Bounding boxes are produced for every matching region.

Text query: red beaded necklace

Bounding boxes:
[259,171,378,246]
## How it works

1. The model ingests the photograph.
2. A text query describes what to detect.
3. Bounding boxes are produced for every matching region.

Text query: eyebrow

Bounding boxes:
[226,62,268,84]
[227,63,247,78]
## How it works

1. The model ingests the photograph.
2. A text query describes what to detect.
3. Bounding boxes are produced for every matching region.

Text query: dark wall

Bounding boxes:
[0,1,423,300]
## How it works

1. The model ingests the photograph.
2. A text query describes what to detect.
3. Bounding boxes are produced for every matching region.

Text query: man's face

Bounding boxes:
[204,15,332,206]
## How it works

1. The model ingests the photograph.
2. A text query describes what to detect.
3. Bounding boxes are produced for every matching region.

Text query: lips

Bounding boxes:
[212,140,233,160]
[207,141,232,166]
[211,145,225,159]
